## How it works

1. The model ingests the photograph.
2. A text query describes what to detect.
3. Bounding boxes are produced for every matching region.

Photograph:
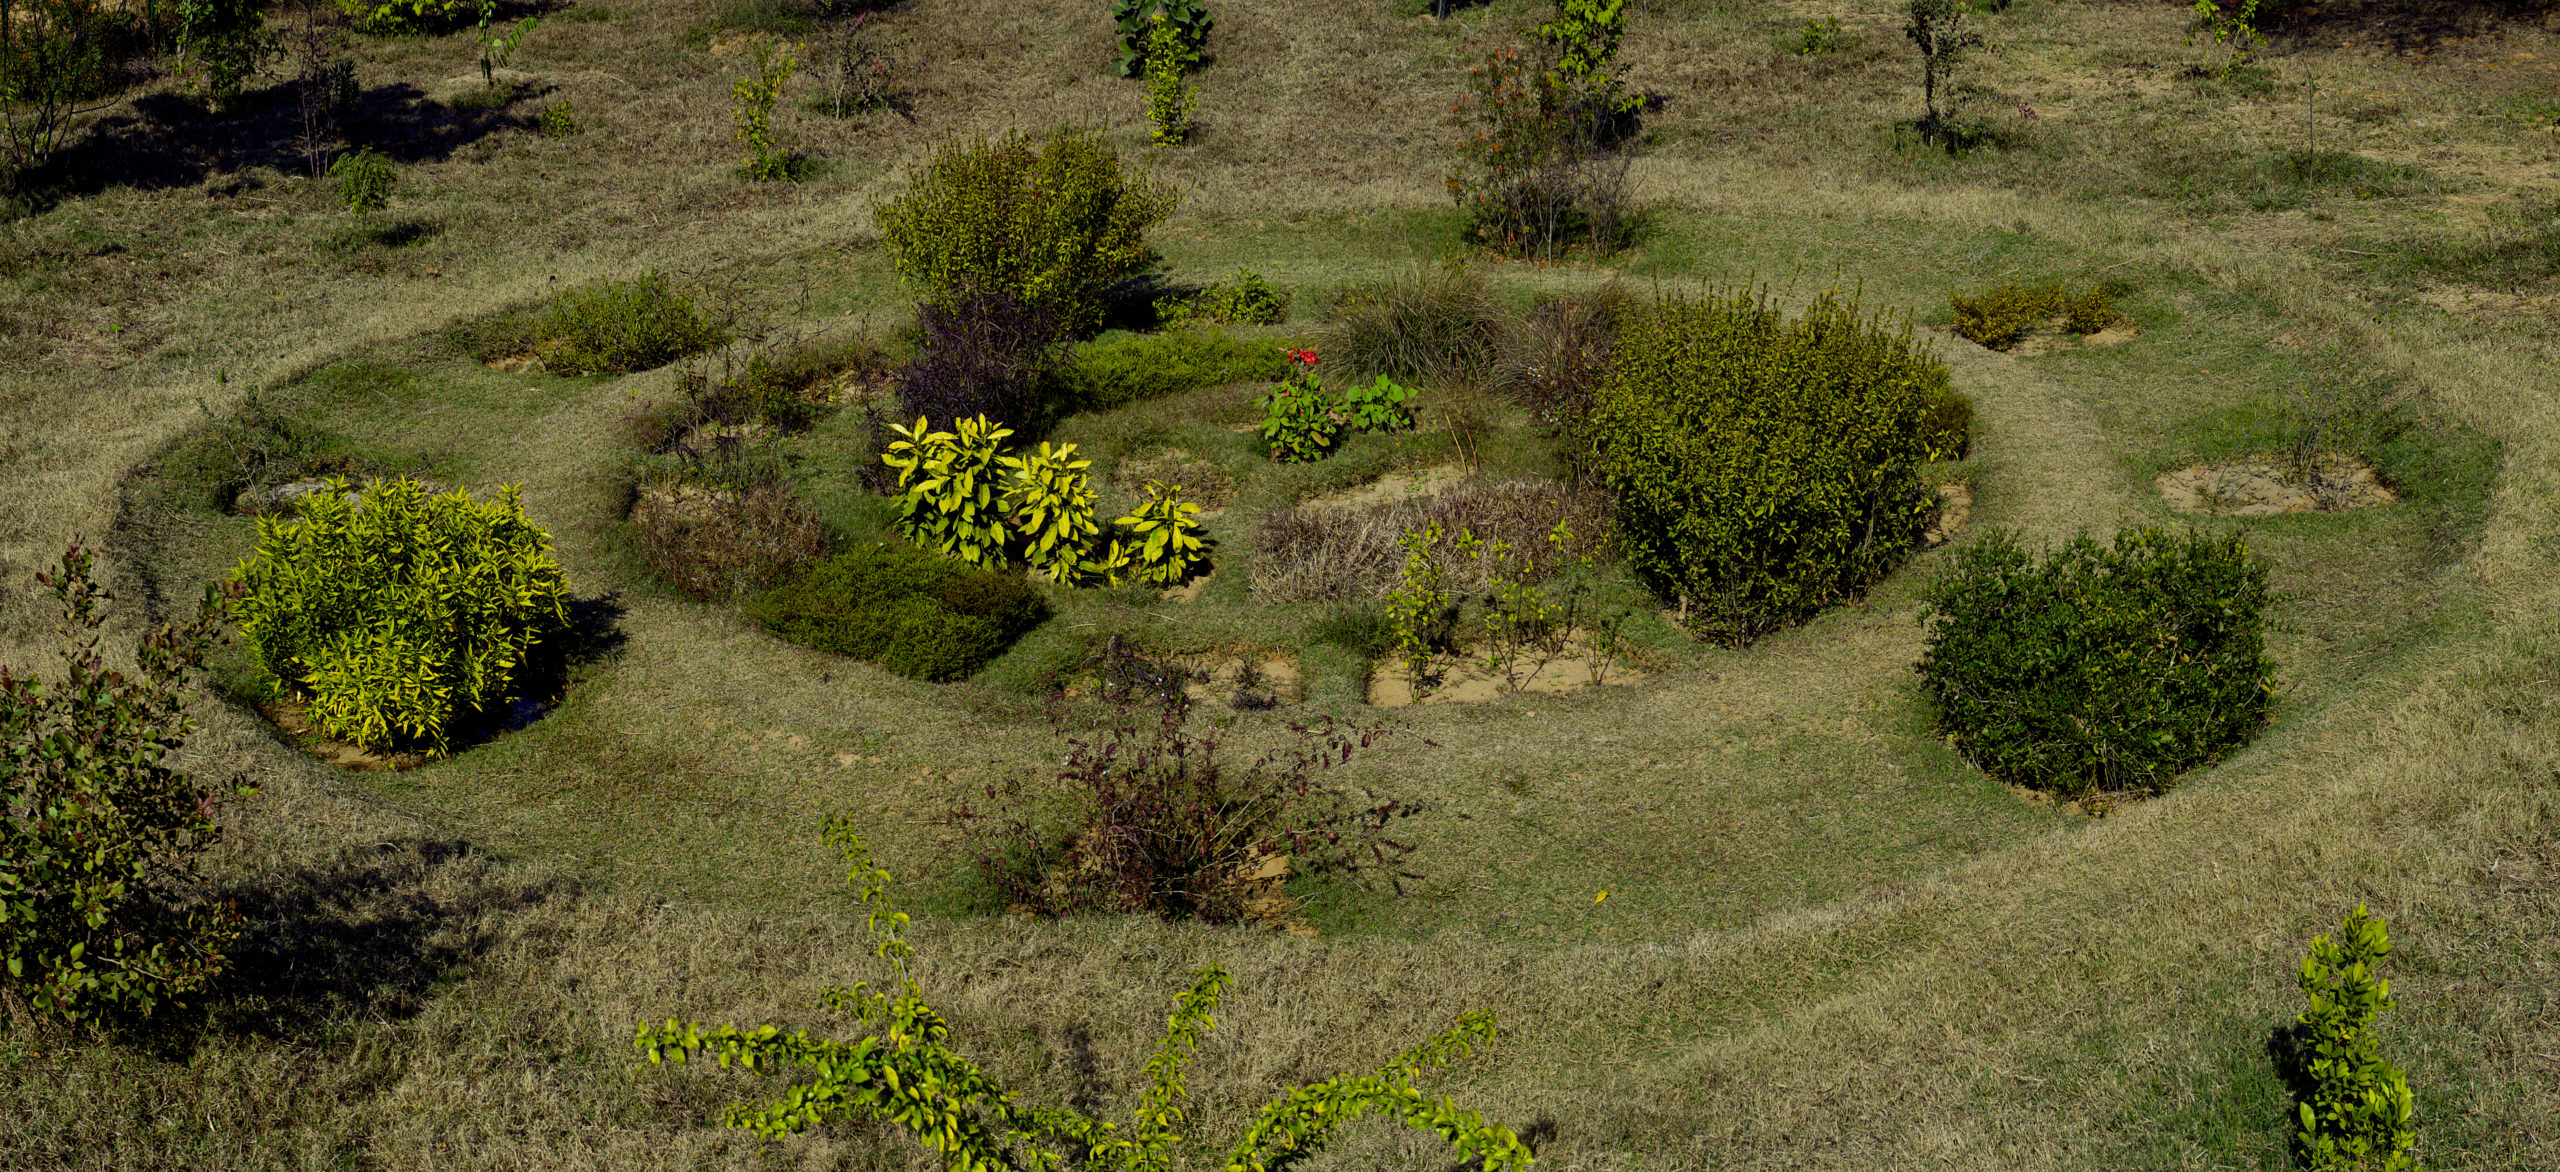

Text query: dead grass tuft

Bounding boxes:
[1248,476,1612,604]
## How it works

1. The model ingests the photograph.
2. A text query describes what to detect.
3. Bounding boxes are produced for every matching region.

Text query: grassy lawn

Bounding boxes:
[6,0,2559,1168]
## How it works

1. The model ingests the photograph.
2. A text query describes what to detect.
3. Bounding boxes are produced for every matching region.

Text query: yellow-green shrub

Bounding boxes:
[537,271,728,375]
[873,127,1177,338]
[1949,281,2063,350]
[1590,287,1946,644]
[225,478,570,755]
[2063,285,2115,334]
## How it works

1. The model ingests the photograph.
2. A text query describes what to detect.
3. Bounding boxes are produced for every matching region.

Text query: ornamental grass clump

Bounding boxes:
[1590,287,1948,644]
[225,477,571,756]
[1916,526,2276,796]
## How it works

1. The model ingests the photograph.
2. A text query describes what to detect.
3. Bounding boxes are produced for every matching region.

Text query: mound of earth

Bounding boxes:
[2155,454,2396,515]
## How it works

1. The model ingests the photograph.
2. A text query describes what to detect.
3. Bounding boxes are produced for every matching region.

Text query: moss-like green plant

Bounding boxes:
[1155,269,1289,327]
[747,543,1046,681]
[224,477,570,755]
[636,825,1532,1172]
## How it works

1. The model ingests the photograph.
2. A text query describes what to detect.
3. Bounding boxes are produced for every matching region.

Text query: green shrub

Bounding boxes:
[1058,329,1290,411]
[1447,42,1635,261]
[2063,285,2114,334]
[225,478,572,755]
[882,414,1017,571]
[2287,902,2418,1172]
[3,546,248,1024]
[873,126,1178,338]
[1142,13,1196,145]
[1320,259,1502,383]
[1921,387,1973,460]
[1109,0,1210,78]
[328,148,395,215]
[732,36,802,181]
[536,271,728,375]
[1156,269,1289,327]
[335,0,473,32]
[747,542,1047,681]
[1916,527,2275,796]
[1949,281,2063,350]
[537,100,580,137]
[1590,287,1947,643]
[1106,479,1206,585]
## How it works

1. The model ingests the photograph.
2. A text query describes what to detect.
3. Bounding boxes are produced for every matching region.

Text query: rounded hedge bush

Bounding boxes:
[1917,526,2276,796]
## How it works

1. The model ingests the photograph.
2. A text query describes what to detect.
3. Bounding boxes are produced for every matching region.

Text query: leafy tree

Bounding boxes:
[1,545,251,1026]
[1903,0,1981,134]
[638,822,1531,1172]
[0,0,118,184]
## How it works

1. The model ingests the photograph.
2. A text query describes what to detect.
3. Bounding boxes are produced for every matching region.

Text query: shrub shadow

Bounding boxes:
[25,78,532,205]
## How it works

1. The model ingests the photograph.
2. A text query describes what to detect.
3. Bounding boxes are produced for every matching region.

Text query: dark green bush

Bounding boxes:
[1059,329,1291,411]
[1319,258,1502,384]
[1155,269,1290,327]
[537,272,728,375]
[1920,388,1973,460]
[1917,527,2276,797]
[1590,287,1948,644]
[749,542,1049,681]
[873,127,1178,338]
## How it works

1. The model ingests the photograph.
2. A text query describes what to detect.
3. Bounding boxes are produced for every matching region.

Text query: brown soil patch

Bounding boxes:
[1301,464,1470,512]
[1925,482,1973,547]
[484,352,545,373]
[1161,567,1213,604]
[1367,636,1646,707]
[259,698,428,772]
[1183,649,1301,708]
[2155,453,2397,515]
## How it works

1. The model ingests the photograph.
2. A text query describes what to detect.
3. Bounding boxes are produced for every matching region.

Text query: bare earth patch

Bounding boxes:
[2155,454,2397,515]
[1925,481,1973,546]
[1366,637,1646,708]
[1183,649,1302,708]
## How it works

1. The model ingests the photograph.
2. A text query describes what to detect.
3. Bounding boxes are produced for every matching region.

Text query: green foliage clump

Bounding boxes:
[733,37,802,181]
[874,127,1179,338]
[1143,13,1197,145]
[637,825,1526,1172]
[1917,527,2275,796]
[2288,903,2417,1172]
[177,0,279,106]
[536,271,729,375]
[748,543,1047,681]
[335,0,474,33]
[2,546,249,1025]
[1059,329,1290,411]
[328,148,395,215]
[1110,0,1210,78]
[537,100,580,137]
[1384,522,1456,684]
[1919,387,1974,461]
[2063,285,2114,335]
[1591,287,1947,643]
[1253,350,1418,464]
[1156,269,1289,327]
[225,478,572,755]
[1537,0,1626,83]
[1108,479,1206,585]
[1007,441,1104,583]
[1791,15,1842,55]
[883,414,1018,571]
[1949,281,2063,350]
[1448,43,1634,261]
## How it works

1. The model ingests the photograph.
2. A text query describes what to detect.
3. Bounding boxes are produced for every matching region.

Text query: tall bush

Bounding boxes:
[1590,287,1947,643]
[873,126,1178,338]
[1916,527,2275,796]
[2,546,248,1024]
[1447,42,1634,260]
[637,824,1526,1171]
[225,477,572,755]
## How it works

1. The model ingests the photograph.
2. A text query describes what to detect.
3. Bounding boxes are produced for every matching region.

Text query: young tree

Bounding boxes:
[1,545,251,1026]
[1904,0,1982,134]
[0,0,118,184]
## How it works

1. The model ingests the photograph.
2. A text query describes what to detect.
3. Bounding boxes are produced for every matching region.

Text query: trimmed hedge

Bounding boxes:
[1059,330,1293,412]
[748,542,1049,681]
[1917,527,2276,796]
[1589,287,1949,643]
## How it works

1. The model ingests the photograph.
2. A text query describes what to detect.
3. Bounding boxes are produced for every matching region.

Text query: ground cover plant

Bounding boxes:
[746,541,1048,681]
[11,0,2560,1166]
[535,272,729,375]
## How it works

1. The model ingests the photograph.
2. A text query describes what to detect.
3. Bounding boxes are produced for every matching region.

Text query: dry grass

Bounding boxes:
[4,0,2560,1168]
[1247,476,1613,604]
